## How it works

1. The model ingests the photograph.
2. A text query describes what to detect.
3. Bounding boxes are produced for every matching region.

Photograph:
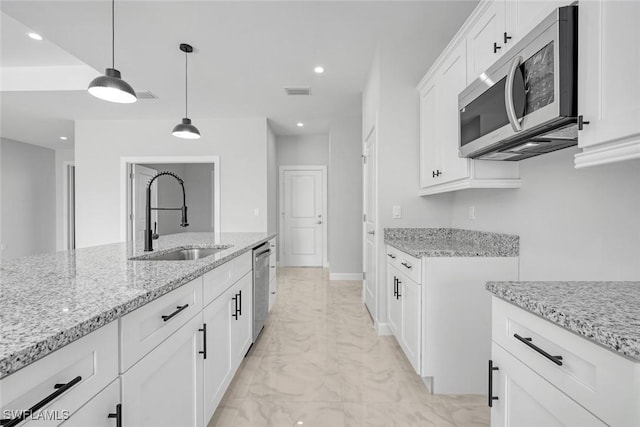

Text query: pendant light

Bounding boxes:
[88,0,137,103]
[172,43,201,139]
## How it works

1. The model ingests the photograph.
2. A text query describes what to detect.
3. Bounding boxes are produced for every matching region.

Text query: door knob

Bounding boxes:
[316,221,323,224]
[367,231,375,235]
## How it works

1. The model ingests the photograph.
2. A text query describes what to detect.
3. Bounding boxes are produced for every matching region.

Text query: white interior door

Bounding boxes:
[363,128,377,319]
[131,165,158,242]
[281,168,325,267]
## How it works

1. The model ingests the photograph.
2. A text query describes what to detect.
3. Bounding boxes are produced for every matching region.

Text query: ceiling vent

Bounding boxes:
[135,90,158,99]
[284,87,312,96]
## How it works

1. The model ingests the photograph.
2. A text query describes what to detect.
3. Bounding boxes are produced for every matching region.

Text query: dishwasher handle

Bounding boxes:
[255,248,271,260]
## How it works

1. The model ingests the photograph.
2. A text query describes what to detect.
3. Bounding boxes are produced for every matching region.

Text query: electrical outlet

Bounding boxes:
[468,205,476,220]
[254,208,260,217]
[0,243,6,251]
[392,205,402,219]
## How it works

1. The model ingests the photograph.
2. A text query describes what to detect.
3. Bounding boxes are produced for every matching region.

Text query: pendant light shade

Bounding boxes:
[88,0,137,103]
[173,43,200,139]
[88,68,137,103]
[172,118,201,139]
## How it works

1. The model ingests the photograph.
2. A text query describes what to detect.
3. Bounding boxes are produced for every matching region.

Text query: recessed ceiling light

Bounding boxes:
[27,32,43,41]
[296,122,304,127]
[313,66,325,74]
[59,136,68,141]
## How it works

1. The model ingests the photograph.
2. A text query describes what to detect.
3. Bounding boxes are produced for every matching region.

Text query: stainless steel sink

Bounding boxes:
[133,246,230,261]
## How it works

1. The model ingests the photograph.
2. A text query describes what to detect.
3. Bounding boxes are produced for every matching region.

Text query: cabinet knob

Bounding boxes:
[493,42,501,53]
[503,32,512,44]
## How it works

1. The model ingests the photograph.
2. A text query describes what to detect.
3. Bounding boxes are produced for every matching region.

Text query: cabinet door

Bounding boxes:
[504,0,569,54]
[439,41,469,184]
[122,314,204,427]
[60,379,120,427]
[202,287,234,423]
[386,266,401,337]
[230,273,253,366]
[490,343,607,427]
[466,0,505,81]
[577,1,640,155]
[269,277,277,312]
[419,78,442,189]
[399,277,421,375]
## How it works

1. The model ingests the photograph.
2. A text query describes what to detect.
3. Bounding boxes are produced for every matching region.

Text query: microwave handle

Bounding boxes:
[505,55,524,132]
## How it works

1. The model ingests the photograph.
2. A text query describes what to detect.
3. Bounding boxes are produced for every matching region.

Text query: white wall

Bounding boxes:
[450,148,640,281]
[266,124,277,235]
[329,117,363,276]
[0,138,56,260]
[276,134,329,167]
[55,148,74,250]
[74,118,268,248]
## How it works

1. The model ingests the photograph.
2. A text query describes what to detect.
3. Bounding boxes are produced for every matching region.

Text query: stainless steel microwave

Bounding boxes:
[458,5,578,161]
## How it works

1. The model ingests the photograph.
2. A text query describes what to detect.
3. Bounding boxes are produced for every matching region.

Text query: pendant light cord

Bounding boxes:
[185,50,189,118]
[111,0,115,69]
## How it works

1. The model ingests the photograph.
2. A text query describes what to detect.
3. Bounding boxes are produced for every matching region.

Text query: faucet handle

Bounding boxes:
[152,221,159,240]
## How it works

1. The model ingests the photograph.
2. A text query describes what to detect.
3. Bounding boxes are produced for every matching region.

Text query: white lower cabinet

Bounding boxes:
[202,273,252,422]
[0,322,118,427]
[385,244,519,394]
[60,379,120,427]
[387,263,421,374]
[121,313,204,427]
[490,343,606,427]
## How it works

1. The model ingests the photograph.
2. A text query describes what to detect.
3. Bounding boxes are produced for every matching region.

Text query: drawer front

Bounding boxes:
[0,322,118,426]
[491,342,607,427]
[120,277,202,372]
[203,251,252,306]
[386,245,422,284]
[492,297,640,426]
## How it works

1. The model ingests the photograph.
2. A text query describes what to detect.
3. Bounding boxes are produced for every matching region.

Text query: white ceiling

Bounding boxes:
[0,1,477,149]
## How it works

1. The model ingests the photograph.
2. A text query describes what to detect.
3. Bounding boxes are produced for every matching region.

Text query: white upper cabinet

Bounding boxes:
[575,0,640,168]
[504,1,570,53]
[419,78,441,189]
[466,0,506,82]
[439,42,471,184]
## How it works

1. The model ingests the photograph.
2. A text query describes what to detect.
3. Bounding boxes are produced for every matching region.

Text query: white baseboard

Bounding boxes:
[376,322,393,336]
[329,273,363,281]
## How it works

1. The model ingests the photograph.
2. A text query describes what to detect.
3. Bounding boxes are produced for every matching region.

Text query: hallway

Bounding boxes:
[208,268,489,427]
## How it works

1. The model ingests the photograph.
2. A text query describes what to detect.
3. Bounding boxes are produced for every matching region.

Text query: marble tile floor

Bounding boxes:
[207,267,489,427]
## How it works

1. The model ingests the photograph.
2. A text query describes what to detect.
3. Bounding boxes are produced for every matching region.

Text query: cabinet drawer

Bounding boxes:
[492,297,640,426]
[491,342,606,427]
[0,322,118,426]
[203,251,252,306]
[120,277,202,372]
[386,245,422,284]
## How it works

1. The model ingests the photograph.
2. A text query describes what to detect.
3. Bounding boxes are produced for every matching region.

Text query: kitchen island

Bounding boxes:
[1,231,276,427]
[486,280,640,426]
[0,232,275,378]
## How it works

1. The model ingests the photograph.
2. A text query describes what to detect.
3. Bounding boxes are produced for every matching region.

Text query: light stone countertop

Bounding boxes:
[0,232,276,378]
[486,281,640,361]
[384,228,519,257]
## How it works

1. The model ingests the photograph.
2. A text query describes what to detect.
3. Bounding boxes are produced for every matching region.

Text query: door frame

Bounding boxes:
[120,156,221,242]
[62,161,76,250]
[362,122,381,327]
[278,165,328,268]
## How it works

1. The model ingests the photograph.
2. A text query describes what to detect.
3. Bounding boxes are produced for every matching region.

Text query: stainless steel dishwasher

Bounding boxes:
[252,242,270,342]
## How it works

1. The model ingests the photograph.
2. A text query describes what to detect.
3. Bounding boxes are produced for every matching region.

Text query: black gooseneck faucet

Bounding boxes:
[144,171,189,251]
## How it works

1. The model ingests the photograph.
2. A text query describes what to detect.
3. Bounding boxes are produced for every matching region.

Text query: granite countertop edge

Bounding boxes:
[0,233,276,379]
[486,281,640,362]
[384,239,518,258]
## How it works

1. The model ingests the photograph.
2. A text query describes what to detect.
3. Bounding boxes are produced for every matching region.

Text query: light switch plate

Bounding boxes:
[392,205,402,219]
